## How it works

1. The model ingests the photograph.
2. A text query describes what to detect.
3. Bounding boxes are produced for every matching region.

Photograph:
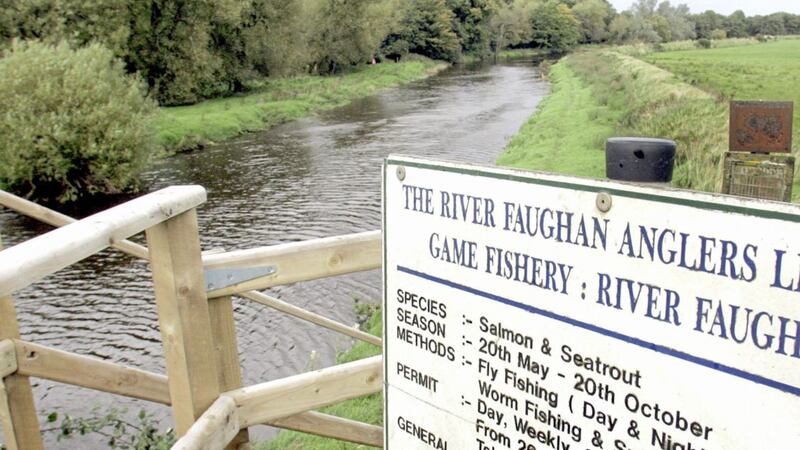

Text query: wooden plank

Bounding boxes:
[229,355,382,427]
[203,231,381,297]
[0,292,43,450]
[0,340,16,378]
[0,379,14,449]
[13,340,170,405]
[0,190,150,260]
[146,209,220,436]
[177,406,384,450]
[241,291,381,346]
[171,396,241,450]
[270,411,383,448]
[207,296,250,449]
[0,186,205,297]
[0,191,75,229]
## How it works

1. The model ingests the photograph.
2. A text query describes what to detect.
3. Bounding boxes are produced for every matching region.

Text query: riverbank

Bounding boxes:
[156,59,447,152]
[256,310,383,450]
[460,48,548,64]
[496,39,800,193]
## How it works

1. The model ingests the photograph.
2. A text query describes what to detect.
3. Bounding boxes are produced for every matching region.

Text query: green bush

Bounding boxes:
[695,38,712,49]
[710,29,727,40]
[0,40,156,203]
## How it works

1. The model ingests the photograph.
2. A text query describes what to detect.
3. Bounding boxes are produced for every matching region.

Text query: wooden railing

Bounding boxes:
[0,187,383,450]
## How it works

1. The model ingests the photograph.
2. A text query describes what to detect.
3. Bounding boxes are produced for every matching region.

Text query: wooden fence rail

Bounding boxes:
[0,186,205,297]
[203,230,381,298]
[0,188,385,450]
[173,355,383,449]
[0,339,382,448]
[0,192,383,348]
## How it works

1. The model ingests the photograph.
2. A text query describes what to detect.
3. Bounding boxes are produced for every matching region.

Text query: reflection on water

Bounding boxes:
[0,60,549,447]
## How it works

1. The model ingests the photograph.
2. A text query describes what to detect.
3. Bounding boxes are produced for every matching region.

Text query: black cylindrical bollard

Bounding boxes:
[606,137,676,183]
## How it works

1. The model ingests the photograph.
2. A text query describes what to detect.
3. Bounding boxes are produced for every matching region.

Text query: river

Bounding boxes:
[0,59,549,447]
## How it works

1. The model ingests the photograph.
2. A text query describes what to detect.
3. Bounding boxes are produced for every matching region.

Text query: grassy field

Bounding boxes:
[612,37,762,56]
[498,49,726,192]
[156,59,446,152]
[497,58,617,178]
[644,38,800,146]
[256,310,383,450]
[499,38,800,195]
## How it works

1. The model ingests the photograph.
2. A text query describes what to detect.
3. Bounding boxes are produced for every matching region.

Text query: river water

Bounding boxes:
[0,59,548,447]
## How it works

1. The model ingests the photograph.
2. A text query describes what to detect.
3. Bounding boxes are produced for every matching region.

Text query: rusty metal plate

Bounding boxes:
[722,152,794,202]
[729,101,793,153]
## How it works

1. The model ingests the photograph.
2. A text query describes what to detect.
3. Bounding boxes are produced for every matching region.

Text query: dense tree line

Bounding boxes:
[2,1,798,106]
[1,0,798,202]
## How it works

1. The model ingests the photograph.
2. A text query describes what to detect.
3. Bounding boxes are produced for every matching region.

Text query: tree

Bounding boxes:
[616,0,663,43]
[382,0,460,61]
[0,40,156,203]
[488,0,535,55]
[307,0,392,73]
[571,0,612,43]
[241,0,312,77]
[784,13,800,34]
[446,0,499,55]
[693,10,725,39]
[760,13,786,35]
[0,0,130,56]
[530,1,581,54]
[649,14,672,42]
[608,11,635,43]
[656,1,695,41]
[126,1,226,105]
[709,28,726,40]
[725,10,748,38]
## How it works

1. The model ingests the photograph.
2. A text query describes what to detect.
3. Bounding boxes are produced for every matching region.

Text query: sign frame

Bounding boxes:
[383,155,800,450]
[729,100,793,153]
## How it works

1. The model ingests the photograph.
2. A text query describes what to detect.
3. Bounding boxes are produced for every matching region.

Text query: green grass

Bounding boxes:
[256,309,383,450]
[643,38,800,143]
[612,37,763,57]
[497,57,618,178]
[498,49,728,192]
[643,38,800,196]
[155,60,446,152]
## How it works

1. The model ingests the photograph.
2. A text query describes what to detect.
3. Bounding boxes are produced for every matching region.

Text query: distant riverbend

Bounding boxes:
[155,59,448,153]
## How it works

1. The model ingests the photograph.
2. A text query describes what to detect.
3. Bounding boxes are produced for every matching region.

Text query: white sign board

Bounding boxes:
[383,156,800,450]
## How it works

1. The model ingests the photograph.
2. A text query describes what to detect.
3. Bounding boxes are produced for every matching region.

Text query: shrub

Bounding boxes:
[0,40,157,203]
[710,29,727,40]
[695,38,712,49]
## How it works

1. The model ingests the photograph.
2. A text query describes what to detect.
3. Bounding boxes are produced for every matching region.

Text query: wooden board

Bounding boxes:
[146,209,220,436]
[0,186,205,297]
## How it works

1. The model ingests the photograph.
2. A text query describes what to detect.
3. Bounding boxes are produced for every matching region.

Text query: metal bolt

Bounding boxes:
[396,166,406,181]
[596,192,612,212]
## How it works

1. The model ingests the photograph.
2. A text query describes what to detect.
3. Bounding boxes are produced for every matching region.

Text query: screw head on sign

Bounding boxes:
[596,192,612,213]
[396,166,406,181]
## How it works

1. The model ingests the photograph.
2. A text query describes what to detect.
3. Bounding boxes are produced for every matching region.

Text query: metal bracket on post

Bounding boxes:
[204,266,277,292]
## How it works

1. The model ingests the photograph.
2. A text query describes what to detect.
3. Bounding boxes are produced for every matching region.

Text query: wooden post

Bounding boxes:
[208,295,250,449]
[146,210,220,436]
[0,274,44,449]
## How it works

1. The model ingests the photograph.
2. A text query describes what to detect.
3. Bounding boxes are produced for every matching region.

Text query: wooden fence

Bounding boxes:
[0,187,383,450]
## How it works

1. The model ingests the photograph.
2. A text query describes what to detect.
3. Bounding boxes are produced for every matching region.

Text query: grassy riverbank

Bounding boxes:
[498,38,800,195]
[156,59,447,152]
[643,38,800,146]
[257,310,383,450]
[460,48,548,63]
[502,42,799,192]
